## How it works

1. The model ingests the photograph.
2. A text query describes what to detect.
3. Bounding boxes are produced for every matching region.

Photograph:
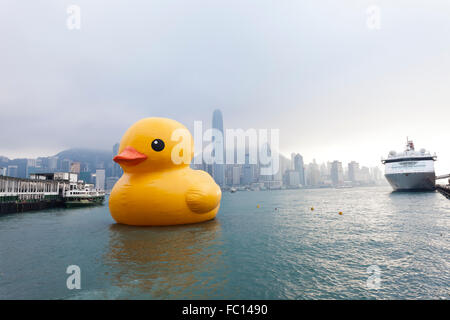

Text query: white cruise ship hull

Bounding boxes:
[385,172,436,191]
[382,140,437,192]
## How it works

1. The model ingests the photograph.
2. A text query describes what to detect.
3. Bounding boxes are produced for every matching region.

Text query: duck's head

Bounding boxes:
[113,117,194,173]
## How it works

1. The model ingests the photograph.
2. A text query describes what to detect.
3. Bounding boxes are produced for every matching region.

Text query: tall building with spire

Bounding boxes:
[211,109,225,186]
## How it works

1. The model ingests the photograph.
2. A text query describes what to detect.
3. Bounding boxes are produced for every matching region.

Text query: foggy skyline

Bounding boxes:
[1,1,449,174]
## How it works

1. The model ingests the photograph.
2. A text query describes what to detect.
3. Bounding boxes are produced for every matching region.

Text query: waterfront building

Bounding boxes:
[292,153,305,186]
[370,166,383,182]
[8,159,28,178]
[112,143,123,178]
[232,166,241,186]
[348,161,360,182]
[0,167,6,176]
[330,161,344,186]
[284,170,301,188]
[27,159,36,167]
[225,164,234,186]
[61,159,72,172]
[242,153,254,186]
[7,165,18,178]
[106,176,119,191]
[48,156,58,171]
[211,109,225,186]
[70,162,81,174]
[306,160,320,186]
[79,172,92,184]
[95,169,106,191]
[360,166,371,183]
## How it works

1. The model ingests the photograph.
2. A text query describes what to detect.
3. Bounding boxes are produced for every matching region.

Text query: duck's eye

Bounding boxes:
[151,139,165,152]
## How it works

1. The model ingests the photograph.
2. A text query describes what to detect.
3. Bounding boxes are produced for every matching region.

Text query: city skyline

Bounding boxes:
[0,103,443,188]
[0,143,385,189]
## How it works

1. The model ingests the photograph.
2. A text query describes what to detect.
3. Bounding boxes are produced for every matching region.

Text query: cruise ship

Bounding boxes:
[381,139,437,191]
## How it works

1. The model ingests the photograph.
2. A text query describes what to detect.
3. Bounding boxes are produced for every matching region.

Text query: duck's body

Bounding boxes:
[110,168,221,226]
[109,117,221,226]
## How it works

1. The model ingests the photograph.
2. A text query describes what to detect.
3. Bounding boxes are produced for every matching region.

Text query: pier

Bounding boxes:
[436,185,450,200]
[0,172,105,214]
[435,174,450,200]
[0,175,68,214]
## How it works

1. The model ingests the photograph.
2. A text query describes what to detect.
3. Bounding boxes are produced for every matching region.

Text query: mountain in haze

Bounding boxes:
[54,148,114,173]
[55,148,112,163]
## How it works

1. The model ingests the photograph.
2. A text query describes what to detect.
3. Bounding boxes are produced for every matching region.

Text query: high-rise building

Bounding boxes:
[331,161,344,186]
[70,162,81,174]
[232,166,241,186]
[284,170,301,188]
[360,166,371,183]
[112,143,123,177]
[292,153,305,186]
[95,169,106,191]
[370,166,383,182]
[106,176,119,191]
[61,159,72,172]
[211,109,225,186]
[40,156,58,172]
[348,161,360,182]
[79,172,92,184]
[306,160,320,186]
[242,153,254,185]
[8,159,28,178]
[7,165,18,178]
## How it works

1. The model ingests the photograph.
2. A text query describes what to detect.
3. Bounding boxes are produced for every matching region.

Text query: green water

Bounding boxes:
[0,186,449,299]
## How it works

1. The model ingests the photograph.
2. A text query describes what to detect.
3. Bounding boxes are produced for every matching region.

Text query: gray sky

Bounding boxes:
[1,0,449,174]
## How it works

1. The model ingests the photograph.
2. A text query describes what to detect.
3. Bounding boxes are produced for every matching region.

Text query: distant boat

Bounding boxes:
[230,187,237,193]
[382,138,436,191]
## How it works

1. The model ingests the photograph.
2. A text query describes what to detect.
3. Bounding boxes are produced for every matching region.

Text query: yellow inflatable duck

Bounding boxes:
[109,117,221,226]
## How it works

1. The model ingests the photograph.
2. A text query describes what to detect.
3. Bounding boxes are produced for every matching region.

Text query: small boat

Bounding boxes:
[230,187,237,193]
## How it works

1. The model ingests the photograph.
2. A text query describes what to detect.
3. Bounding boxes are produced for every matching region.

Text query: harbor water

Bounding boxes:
[0,186,449,299]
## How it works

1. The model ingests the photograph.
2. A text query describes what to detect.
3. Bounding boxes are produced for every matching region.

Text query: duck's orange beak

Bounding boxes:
[113,146,147,166]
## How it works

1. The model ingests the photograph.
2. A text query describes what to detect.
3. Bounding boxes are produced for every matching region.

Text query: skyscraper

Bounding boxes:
[331,161,344,186]
[70,162,81,174]
[61,159,72,172]
[211,109,225,186]
[348,161,360,182]
[95,169,106,191]
[292,153,305,186]
[112,143,123,177]
[306,160,320,186]
[232,166,241,186]
[242,153,254,185]
[7,165,18,178]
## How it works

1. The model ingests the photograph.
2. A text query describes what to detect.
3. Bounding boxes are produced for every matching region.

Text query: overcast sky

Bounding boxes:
[1,1,449,174]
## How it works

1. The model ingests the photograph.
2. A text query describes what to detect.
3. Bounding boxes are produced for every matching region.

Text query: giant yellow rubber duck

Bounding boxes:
[109,117,221,226]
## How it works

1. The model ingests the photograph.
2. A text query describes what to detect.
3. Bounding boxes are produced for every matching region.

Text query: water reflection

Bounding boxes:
[103,219,227,299]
